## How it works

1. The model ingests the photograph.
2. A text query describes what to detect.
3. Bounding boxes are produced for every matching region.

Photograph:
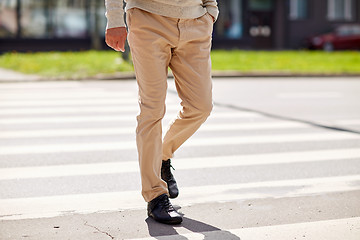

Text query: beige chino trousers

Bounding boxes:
[127,8,214,202]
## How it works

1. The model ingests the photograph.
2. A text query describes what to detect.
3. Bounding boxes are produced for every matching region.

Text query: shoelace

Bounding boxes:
[162,161,175,180]
[159,195,175,211]
[163,160,175,170]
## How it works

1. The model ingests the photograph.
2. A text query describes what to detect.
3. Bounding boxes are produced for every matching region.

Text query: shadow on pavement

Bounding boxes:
[213,102,360,135]
[145,214,240,240]
[167,88,360,135]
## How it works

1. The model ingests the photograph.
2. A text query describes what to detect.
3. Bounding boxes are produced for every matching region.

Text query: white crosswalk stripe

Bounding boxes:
[0,105,180,115]
[0,81,359,240]
[0,91,134,99]
[0,112,259,125]
[0,175,359,220]
[0,98,138,106]
[1,121,357,138]
[1,148,359,180]
[127,217,360,240]
[0,122,324,138]
[1,132,358,155]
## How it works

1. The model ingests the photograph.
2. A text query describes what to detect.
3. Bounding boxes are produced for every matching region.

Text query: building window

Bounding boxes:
[0,0,106,40]
[52,1,88,38]
[0,0,18,38]
[249,0,273,11]
[20,0,48,38]
[215,0,243,39]
[327,0,353,21]
[20,0,89,38]
[289,0,308,20]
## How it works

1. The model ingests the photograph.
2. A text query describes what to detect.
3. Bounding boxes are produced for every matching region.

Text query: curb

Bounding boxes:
[210,71,360,78]
[1,71,360,83]
[0,68,42,83]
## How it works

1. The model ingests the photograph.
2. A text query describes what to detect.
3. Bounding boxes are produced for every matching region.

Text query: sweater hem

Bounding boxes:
[125,0,207,19]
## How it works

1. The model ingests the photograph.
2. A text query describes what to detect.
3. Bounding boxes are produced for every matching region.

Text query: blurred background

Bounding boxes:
[1,1,360,238]
[0,0,359,52]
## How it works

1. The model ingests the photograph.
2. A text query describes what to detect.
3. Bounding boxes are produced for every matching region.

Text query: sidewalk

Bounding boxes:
[0,68,42,82]
[1,67,359,83]
[1,192,359,240]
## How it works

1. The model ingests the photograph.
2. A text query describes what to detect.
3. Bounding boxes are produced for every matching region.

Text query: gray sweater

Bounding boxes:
[105,0,219,29]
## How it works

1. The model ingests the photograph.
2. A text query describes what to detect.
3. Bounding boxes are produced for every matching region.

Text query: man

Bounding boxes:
[105,0,218,224]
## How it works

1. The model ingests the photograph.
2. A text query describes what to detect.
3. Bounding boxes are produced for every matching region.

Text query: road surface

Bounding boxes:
[0,77,359,239]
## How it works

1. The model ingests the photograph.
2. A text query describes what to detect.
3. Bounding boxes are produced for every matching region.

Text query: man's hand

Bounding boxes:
[105,27,127,52]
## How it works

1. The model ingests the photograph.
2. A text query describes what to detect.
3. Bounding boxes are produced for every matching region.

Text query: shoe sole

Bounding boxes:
[167,184,179,199]
[169,192,179,199]
[148,214,183,225]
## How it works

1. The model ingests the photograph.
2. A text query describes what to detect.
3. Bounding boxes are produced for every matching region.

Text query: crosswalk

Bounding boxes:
[129,217,360,240]
[0,81,359,239]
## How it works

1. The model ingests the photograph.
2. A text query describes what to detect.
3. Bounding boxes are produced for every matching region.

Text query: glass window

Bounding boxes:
[20,0,48,38]
[215,0,243,39]
[353,26,360,35]
[98,8,107,37]
[91,1,106,37]
[336,26,352,36]
[249,0,273,11]
[53,0,88,38]
[337,25,360,36]
[289,0,308,20]
[0,0,18,38]
[20,0,89,38]
[328,0,353,21]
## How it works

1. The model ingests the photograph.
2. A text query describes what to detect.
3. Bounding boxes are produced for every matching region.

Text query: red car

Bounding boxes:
[307,24,360,51]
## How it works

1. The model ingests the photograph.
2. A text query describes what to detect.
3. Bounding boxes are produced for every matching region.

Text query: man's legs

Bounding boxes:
[127,7,183,224]
[163,13,214,161]
[127,8,178,202]
[127,8,213,224]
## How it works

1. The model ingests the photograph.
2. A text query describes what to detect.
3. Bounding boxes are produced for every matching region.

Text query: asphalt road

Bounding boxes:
[0,77,359,240]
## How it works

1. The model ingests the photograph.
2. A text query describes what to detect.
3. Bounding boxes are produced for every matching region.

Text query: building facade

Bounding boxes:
[0,0,359,52]
[214,0,360,49]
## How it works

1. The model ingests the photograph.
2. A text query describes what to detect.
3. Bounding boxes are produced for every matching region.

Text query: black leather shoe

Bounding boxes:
[161,159,179,199]
[147,194,182,224]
